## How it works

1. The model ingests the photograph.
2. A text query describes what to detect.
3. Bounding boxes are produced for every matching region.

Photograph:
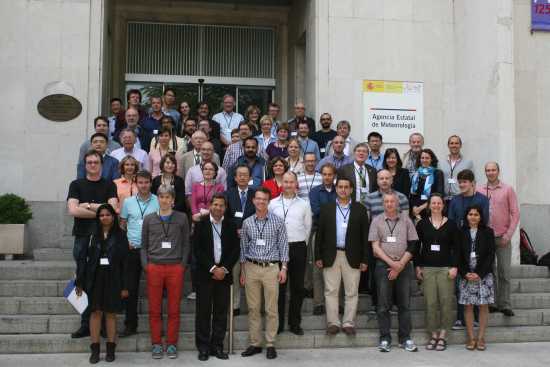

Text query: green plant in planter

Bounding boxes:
[0,194,33,224]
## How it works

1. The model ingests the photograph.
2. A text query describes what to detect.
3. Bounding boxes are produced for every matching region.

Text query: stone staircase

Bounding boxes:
[0,260,549,353]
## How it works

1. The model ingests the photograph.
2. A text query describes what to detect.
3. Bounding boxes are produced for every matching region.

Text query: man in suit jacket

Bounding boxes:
[193,193,240,361]
[315,177,369,336]
[176,130,220,179]
[337,142,378,204]
[224,164,256,315]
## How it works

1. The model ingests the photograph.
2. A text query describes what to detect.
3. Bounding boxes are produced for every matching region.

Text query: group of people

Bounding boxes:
[68,90,520,364]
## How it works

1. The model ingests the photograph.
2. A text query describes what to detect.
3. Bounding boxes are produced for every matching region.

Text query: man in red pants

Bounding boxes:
[141,184,191,359]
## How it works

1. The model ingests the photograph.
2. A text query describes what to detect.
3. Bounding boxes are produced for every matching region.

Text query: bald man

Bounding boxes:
[287,102,315,137]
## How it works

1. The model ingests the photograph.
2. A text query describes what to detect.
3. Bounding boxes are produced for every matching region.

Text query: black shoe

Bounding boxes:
[233,308,241,316]
[100,329,107,339]
[339,306,344,314]
[71,326,90,339]
[198,351,209,361]
[119,327,137,338]
[313,305,326,316]
[241,345,262,357]
[502,308,515,317]
[89,343,100,364]
[489,306,500,313]
[266,346,277,359]
[212,347,229,360]
[289,325,304,335]
[105,342,116,362]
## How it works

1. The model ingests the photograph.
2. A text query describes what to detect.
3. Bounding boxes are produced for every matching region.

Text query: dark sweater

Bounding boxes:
[415,218,460,267]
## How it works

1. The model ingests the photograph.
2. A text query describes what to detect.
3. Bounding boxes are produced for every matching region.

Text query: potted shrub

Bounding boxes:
[0,194,32,258]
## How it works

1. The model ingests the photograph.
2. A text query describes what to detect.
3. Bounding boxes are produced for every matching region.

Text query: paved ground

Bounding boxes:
[4,342,550,367]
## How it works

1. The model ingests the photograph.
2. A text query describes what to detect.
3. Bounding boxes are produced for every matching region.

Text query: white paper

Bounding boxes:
[386,236,397,243]
[430,244,441,252]
[100,258,109,265]
[447,178,456,184]
[66,289,88,315]
[162,241,172,249]
[248,179,254,186]
[234,211,243,218]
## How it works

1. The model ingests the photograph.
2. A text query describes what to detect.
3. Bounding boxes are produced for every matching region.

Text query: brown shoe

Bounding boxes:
[342,326,356,336]
[465,339,476,351]
[476,338,486,351]
[326,325,340,335]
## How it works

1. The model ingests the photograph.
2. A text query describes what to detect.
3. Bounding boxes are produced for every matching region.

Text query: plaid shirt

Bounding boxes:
[222,141,244,171]
[240,212,289,263]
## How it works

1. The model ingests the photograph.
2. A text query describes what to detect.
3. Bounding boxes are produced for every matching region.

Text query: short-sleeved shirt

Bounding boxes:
[67,178,118,236]
[120,194,160,248]
[368,212,418,260]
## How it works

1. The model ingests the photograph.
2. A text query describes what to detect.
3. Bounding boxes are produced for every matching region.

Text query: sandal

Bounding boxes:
[425,337,438,350]
[465,339,476,351]
[435,338,447,351]
[476,338,486,351]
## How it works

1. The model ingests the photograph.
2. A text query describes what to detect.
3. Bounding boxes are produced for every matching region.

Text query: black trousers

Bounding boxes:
[278,242,307,328]
[124,249,142,330]
[195,277,230,352]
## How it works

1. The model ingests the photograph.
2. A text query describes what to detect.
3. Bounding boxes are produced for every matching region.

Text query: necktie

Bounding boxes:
[194,154,200,165]
[240,190,247,211]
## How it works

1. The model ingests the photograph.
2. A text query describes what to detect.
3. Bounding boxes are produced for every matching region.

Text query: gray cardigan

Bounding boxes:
[140,210,190,267]
[438,156,474,199]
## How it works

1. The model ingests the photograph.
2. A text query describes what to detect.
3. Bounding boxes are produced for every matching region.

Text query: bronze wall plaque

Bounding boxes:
[37,94,82,122]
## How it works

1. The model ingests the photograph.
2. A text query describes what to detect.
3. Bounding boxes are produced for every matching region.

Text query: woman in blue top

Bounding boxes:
[410,149,444,221]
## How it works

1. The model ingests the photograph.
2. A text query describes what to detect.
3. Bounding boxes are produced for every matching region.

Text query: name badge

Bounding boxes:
[431,244,441,252]
[256,239,266,246]
[341,222,348,229]
[470,252,476,259]
[234,211,243,218]
[320,147,326,153]
[421,195,428,200]
[386,236,397,243]
[360,187,369,193]
[223,128,232,134]
[248,179,254,186]
[162,241,172,249]
[153,129,158,135]
[137,219,143,226]
[100,258,109,266]
[291,131,298,136]
[448,178,456,184]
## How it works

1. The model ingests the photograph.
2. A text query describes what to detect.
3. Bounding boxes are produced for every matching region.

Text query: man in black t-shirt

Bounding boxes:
[67,150,118,338]
[311,113,337,158]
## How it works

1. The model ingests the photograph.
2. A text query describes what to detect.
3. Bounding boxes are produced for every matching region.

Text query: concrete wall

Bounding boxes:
[514,0,550,255]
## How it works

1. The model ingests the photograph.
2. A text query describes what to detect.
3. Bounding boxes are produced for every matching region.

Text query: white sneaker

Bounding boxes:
[452,320,464,330]
[378,340,391,352]
[400,339,418,352]
[187,292,196,300]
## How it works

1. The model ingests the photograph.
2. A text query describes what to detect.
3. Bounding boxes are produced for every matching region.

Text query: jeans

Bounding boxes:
[73,235,91,328]
[375,261,413,344]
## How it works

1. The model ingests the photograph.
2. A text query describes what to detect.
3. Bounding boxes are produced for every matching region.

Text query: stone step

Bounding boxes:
[2,293,550,315]
[2,325,550,354]
[32,249,73,262]
[1,308,548,335]
[2,277,549,298]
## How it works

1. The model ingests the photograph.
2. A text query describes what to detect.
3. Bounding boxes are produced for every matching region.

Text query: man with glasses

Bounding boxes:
[67,150,118,338]
[185,141,227,199]
[311,113,337,158]
[78,116,120,163]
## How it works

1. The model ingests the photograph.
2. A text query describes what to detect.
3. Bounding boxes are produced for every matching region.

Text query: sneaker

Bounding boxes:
[166,344,178,359]
[473,321,479,328]
[400,339,418,352]
[187,292,197,300]
[152,344,164,359]
[452,320,464,330]
[378,340,391,352]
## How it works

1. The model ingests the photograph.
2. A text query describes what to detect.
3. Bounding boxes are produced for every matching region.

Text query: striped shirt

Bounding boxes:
[297,172,322,200]
[364,190,410,219]
[222,141,244,171]
[315,154,353,172]
[240,212,289,263]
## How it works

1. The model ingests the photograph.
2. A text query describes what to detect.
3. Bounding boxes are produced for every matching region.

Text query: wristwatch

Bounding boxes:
[281,265,288,271]
[87,203,91,210]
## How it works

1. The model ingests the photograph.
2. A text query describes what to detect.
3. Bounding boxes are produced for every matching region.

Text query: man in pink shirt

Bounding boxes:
[477,162,520,317]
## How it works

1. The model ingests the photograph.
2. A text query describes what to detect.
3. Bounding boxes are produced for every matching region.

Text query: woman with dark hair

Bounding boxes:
[148,127,174,178]
[262,157,289,199]
[244,104,261,136]
[415,194,459,351]
[457,205,495,351]
[191,161,224,222]
[410,148,444,220]
[75,204,129,364]
[383,147,410,195]
[266,123,290,160]
[151,153,187,213]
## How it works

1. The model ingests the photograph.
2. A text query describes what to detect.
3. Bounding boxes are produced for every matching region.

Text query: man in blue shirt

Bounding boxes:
[226,137,266,189]
[120,170,160,337]
[77,133,120,181]
[141,96,165,152]
[297,120,321,161]
[315,135,353,172]
[308,162,337,315]
[367,132,385,171]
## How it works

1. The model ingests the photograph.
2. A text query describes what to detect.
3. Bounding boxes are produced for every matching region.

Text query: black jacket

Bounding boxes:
[457,226,495,279]
[391,167,412,196]
[152,175,188,214]
[193,216,240,284]
[75,229,129,295]
[224,187,256,229]
[337,163,378,201]
[315,201,370,269]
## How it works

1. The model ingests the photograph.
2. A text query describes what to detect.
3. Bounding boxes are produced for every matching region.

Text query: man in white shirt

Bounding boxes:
[110,129,150,172]
[268,171,312,335]
[212,94,244,146]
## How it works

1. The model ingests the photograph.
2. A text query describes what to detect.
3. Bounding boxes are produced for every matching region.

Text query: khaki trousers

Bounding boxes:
[244,262,279,347]
[495,238,512,310]
[421,267,455,333]
[323,251,360,328]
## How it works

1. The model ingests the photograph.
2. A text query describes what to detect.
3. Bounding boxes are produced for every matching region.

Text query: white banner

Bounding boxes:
[362,80,423,144]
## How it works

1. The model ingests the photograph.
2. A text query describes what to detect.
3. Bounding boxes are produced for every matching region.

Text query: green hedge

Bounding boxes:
[0,194,33,224]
